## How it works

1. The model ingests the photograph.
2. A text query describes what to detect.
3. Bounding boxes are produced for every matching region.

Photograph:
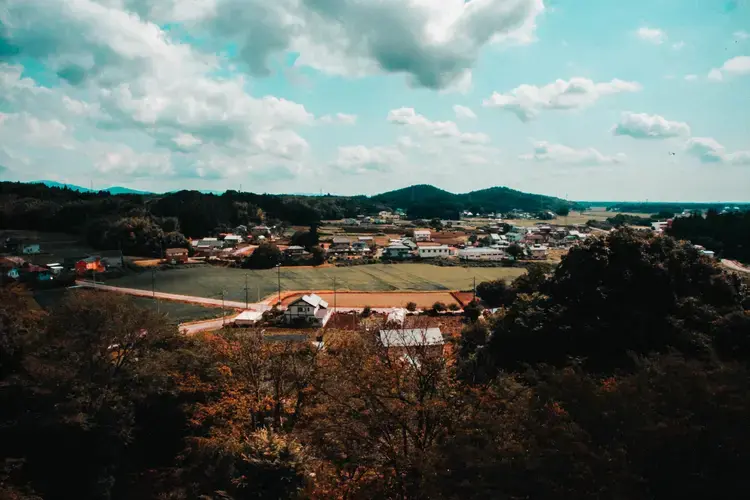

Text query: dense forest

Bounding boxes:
[2,229,749,499]
[0,182,572,256]
[669,210,750,262]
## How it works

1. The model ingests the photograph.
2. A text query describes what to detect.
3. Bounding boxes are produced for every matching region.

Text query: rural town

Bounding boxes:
[2,0,750,499]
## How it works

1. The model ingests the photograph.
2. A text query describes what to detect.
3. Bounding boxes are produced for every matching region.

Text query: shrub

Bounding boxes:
[405,301,417,312]
[361,306,372,317]
[432,302,447,314]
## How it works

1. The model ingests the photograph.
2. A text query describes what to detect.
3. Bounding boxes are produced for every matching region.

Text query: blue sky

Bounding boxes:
[0,0,749,201]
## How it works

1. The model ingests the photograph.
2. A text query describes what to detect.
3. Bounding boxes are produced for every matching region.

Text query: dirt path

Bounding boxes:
[721,259,750,275]
[75,280,270,311]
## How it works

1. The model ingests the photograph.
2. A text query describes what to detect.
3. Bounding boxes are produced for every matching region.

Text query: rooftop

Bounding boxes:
[379,328,444,347]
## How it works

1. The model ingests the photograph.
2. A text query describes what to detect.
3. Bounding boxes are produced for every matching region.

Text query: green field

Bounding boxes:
[107,264,527,303]
[34,289,222,324]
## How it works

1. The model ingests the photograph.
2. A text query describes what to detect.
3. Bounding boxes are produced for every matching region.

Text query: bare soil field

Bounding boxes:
[279,290,461,308]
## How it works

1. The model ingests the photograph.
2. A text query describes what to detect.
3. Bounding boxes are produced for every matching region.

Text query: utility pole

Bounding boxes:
[244,273,249,309]
[277,263,281,306]
[152,268,159,313]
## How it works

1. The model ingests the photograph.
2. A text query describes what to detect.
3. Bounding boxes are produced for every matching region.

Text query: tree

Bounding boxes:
[476,279,513,308]
[463,299,484,322]
[432,302,447,314]
[243,242,282,269]
[0,291,187,499]
[310,245,327,265]
[406,301,418,312]
[361,306,372,317]
[555,206,570,217]
[506,243,524,260]
[448,303,460,312]
[483,229,747,373]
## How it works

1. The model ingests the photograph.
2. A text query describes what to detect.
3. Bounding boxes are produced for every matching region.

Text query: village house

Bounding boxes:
[331,236,351,250]
[382,242,413,260]
[458,247,506,261]
[529,244,549,260]
[379,327,444,358]
[21,243,41,255]
[418,245,452,259]
[222,234,244,247]
[165,248,189,264]
[251,225,271,237]
[413,229,431,241]
[283,293,332,327]
[284,245,307,258]
[75,256,105,274]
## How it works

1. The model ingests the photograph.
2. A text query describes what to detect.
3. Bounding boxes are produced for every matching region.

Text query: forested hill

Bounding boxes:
[2,181,568,230]
[371,184,570,219]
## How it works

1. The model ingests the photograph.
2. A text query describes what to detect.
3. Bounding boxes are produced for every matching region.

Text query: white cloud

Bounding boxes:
[612,112,691,139]
[331,145,405,174]
[140,0,546,91]
[453,105,477,119]
[636,27,666,45]
[672,41,685,50]
[520,141,626,164]
[684,74,698,81]
[0,0,316,183]
[319,113,358,125]
[94,146,174,177]
[734,31,750,40]
[387,107,489,144]
[0,112,73,149]
[482,77,642,121]
[707,68,724,82]
[685,137,750,165]
[707,56,750,82]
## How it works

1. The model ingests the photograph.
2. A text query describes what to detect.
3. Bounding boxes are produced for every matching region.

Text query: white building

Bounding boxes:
[418,245,451,258]
[379,328,444,348]
[283,294,332,327]
[413,229,431,241]
[233,310,264,327]
[22,244,40,254]
[529,244,549,259]
[223,234,244,246]
[458,247,506,261]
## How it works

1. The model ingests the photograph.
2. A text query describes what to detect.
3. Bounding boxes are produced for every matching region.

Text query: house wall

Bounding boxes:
[418,247,450,258]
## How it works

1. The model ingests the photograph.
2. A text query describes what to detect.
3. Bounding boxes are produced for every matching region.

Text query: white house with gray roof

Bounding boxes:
[283,293,332,327]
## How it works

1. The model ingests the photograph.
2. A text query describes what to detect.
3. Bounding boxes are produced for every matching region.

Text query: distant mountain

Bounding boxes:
[37,180,92,193]
[370,184,569,219]
[32,181,150,195]
[106,186,151,195]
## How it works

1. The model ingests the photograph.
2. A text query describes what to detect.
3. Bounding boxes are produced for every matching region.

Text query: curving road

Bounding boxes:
[74,280,271,311]
[721,259,750,275]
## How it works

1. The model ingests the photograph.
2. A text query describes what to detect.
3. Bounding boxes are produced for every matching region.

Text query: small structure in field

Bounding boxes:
[283,293,332,327]
[233,310,264,327]
[165,248,189,264]
[378,327,444,358]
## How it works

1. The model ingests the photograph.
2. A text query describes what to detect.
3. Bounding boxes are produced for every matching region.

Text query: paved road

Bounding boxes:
[180,315,238,335]
[74,280,271,311]
[721,259,750,275]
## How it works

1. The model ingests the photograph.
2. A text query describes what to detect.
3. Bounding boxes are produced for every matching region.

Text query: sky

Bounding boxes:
[0,0,749,201]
